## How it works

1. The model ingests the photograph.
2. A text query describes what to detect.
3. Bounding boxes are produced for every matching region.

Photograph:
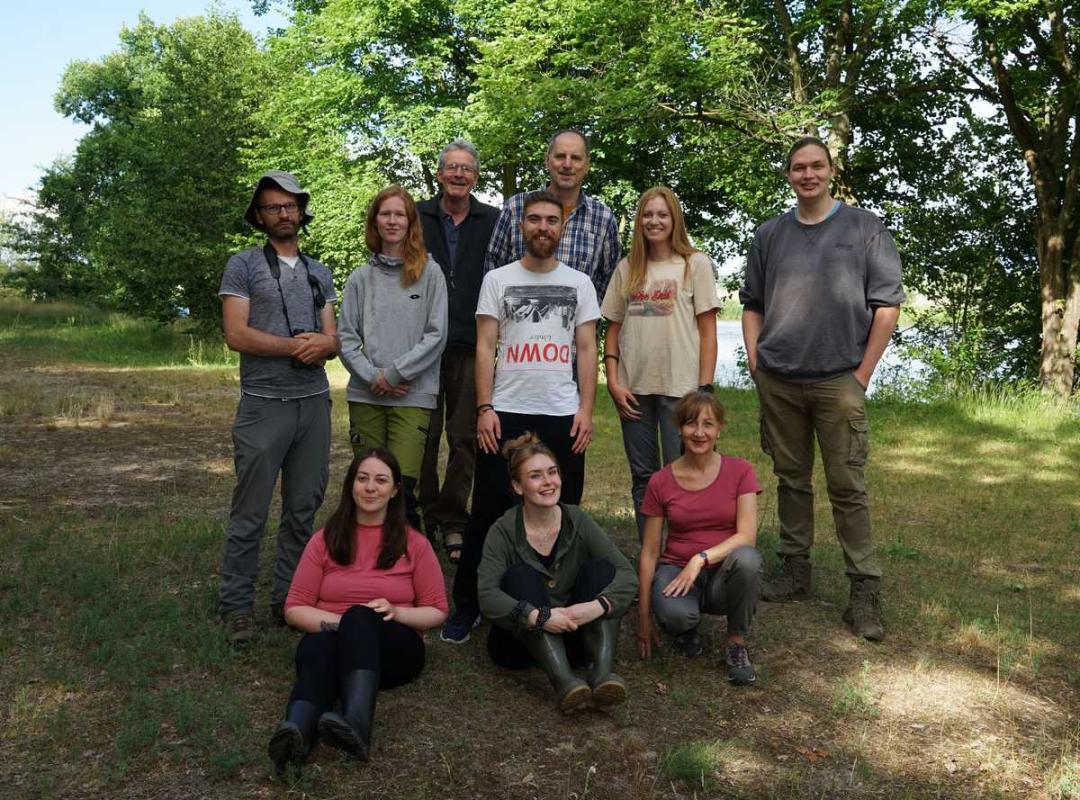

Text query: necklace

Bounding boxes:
[524,508,561,553]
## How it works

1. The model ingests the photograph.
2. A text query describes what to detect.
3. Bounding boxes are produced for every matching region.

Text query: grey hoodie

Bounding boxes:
[338,253,448,408]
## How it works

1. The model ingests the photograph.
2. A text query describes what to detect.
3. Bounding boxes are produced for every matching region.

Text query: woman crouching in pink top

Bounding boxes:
[269,448,448,771]
[636,391,764,685]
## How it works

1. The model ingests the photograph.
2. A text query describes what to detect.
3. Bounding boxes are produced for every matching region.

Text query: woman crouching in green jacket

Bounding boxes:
[478,432,637,713]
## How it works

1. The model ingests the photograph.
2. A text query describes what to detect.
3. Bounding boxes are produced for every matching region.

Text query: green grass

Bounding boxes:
[832,660,878,718]
[660,739,734,791]
[2,299,1079,799]
[0,296,236,368]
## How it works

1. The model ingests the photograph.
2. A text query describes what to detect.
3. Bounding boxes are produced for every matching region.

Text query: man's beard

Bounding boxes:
[525,234,557,259]
[267,220,298,241]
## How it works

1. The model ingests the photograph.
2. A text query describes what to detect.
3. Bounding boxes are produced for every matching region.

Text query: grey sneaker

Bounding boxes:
[761,556,811,602]
[674,629,703,658]
[725,642,756,685]
[222,610,254,644]
[843,578,884,641]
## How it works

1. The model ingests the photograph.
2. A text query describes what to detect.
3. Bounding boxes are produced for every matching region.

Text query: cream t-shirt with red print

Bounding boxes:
[601,252,720,396]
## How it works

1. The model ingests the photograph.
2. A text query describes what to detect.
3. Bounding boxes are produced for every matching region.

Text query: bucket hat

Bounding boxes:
[244,170,314,230]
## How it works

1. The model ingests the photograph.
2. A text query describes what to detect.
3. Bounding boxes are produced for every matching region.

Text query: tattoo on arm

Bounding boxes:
[319,621,339,633]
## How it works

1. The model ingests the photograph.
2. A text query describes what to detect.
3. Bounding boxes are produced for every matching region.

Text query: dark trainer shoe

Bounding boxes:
[674,629,703,658]
[439,610,480,644]
[725,642,757,685]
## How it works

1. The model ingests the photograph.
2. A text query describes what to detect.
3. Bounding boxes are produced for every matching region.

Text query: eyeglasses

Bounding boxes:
[258,202,300,216]
[441,163,477,175]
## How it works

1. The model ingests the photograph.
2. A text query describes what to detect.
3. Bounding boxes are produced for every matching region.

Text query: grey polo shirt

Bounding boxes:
[219,246,337,398]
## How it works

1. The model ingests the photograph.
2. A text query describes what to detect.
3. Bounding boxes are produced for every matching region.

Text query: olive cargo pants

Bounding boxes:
[753,368,881,579]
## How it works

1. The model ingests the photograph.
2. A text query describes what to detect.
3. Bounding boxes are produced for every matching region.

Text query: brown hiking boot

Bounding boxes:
[761,556,811,602]
[221,610,254,645]
[843,578,884,641]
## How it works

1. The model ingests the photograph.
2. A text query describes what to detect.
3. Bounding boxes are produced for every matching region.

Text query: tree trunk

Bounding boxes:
[827,112,856,203]
[1037,220,1080,395]
[421,163,436,197]
[501,162,517,201]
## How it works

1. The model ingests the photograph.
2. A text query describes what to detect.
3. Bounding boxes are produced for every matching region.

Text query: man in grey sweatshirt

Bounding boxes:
[739,137,905,641]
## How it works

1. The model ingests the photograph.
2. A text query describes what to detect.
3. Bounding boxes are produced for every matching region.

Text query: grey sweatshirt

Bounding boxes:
[739,204,905,379]
[338,253,448,408]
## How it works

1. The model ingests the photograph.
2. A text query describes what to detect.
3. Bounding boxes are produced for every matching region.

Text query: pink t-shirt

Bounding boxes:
[641,456,762,567]
[285,525,449,615]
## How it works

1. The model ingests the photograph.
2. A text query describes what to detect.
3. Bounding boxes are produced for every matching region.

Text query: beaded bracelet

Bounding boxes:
[534,606,552,630]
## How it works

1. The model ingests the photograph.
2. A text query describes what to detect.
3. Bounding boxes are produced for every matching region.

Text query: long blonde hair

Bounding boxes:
[365,185,428,287]
[625,186,698,297]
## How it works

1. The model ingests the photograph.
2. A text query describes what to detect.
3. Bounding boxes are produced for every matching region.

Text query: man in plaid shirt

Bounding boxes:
[485,130,620,300]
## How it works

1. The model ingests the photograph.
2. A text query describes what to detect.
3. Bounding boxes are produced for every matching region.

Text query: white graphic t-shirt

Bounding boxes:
[476,260,600,416]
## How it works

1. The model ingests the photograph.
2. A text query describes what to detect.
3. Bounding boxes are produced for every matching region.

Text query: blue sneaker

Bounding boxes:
[440,610,480,644]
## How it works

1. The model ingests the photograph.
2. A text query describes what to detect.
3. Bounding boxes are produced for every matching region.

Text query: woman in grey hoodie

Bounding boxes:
[338,186,448,527]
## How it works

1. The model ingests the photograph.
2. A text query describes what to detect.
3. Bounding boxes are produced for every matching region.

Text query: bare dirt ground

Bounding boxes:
[0,354,1076,800]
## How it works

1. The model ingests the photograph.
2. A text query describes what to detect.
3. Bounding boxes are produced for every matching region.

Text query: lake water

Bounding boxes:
[714,319,912,395]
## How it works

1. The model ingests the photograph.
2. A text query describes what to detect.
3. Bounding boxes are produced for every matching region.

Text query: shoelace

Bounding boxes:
[727,644,750,668]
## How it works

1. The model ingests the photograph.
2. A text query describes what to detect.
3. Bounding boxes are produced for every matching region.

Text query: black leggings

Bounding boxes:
[288,605,425,711]
[487,558,614,669]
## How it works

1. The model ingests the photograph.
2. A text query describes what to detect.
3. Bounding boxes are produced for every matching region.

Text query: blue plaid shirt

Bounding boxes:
[484,189,620,300]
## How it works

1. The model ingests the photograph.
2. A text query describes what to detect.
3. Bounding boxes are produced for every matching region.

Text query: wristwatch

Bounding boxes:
[698,551,709,567]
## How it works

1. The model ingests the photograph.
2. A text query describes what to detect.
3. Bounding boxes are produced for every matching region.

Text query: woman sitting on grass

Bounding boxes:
[268,449,448,770]
[338,185,448,528]
[637,391,764,685]
[478,433,637,713]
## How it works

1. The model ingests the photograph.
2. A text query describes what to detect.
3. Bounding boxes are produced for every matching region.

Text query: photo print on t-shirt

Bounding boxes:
[627,278,677,317]
[502,285,577,331]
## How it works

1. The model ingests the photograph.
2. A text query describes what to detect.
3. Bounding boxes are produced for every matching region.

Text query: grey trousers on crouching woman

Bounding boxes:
[651,546,764,636]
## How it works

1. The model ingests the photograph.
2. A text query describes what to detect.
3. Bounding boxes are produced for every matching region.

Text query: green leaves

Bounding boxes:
[20,12,266,324]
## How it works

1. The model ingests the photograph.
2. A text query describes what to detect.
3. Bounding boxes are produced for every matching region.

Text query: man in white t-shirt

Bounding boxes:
[441,190,600,643]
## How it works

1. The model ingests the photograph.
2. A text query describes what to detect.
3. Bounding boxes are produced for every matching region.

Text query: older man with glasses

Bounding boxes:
[417,140,500,564]
[216,170,339,644]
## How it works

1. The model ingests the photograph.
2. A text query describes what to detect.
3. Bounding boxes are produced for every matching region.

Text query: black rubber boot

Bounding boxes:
[318,669,378,760]
[522,632,590,714]
[582,617,626,707]
[268,699,320,772]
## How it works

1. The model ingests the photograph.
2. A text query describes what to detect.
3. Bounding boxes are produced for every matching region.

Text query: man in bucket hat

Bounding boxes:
[217,170,339,644]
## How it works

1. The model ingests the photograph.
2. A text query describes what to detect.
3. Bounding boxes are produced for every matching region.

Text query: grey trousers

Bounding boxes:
[619,394,681,541]
[419,347,477,535]
[651,547,763,636]
[218,393,331,615]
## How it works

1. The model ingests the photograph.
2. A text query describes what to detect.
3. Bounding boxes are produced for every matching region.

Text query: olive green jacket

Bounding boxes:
[478,503,637,636]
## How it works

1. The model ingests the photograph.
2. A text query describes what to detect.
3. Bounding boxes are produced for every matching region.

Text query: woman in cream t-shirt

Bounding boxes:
[600,186,719,541]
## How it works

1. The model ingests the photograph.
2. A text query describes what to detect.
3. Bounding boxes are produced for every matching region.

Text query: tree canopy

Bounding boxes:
[4,0,1078,395]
